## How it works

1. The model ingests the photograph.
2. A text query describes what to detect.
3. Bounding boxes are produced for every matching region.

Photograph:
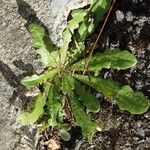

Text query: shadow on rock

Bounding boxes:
[16,0,49,33]
[0,60,34,107]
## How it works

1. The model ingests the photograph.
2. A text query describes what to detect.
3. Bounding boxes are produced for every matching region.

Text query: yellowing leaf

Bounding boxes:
[59,129,71,141]
[115,86,149,114]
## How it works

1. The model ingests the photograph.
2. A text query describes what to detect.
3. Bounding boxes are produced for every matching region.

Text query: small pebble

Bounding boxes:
[116,10,124,22]
[126,11,134,22]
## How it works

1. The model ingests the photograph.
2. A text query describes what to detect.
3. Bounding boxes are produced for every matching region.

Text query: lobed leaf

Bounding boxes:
[62,73,75,95]
[28,23,58,66]
[115,86,149,114]
[77,0,111,42]
[91,0,112,26]
[73,49,137,73]
[47,78,63,126]
[74,75,149,114]
[60,9,87,64]
[17,93,46,125]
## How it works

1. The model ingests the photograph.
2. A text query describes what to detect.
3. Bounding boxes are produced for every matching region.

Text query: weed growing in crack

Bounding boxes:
[17,0,149,143]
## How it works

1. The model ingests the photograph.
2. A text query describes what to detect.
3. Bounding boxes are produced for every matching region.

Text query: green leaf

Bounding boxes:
[77,0,111,42]
[47,78,63,127]
[21,69,57,88]
[59,129,71,141]
[115,86,149,114]
[62,74,75,95]
[73,49,137,73]
[78,20,91,42]
[91,0,111,25]
[74,75,149,114]
[60,9,87,64]
[28,23,58,66]
[75,82,100,113]
[74,75,122,98]
[69,92,100,143]
[17,93,46,125]
[28,23,55,52]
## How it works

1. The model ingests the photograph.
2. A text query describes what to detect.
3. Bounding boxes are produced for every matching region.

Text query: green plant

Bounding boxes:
[17,0,149,143]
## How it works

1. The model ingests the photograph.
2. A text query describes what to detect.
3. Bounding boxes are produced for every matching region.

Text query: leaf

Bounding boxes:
[91,0,111,26]
[59,129,71,141]
[47,78,63,127]
[115,86,149,114]
[21,69,57,88]
[74,75,122,98]
[68,92,100,143]
[78,20,92,42]
[28,23,58,66]
[77,0,111,42]
[74,75,149,114]
[17,93,46,125]
[62,73,75,95]
[73,49,137,73]
[28,23,55,52]
[60,9,87,64]
[75,82,100,113]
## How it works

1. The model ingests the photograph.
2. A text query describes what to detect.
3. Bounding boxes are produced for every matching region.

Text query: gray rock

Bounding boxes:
[116,10,124,22]
[125,11,134,22]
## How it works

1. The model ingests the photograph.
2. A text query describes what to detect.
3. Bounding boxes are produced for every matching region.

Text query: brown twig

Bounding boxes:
[83,0,117,75]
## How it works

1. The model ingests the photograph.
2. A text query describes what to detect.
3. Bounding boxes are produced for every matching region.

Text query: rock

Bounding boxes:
[125,11,134,22]
[115,10,124,22]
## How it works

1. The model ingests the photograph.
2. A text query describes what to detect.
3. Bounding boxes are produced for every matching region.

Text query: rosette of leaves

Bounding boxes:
[17,0,149,143]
